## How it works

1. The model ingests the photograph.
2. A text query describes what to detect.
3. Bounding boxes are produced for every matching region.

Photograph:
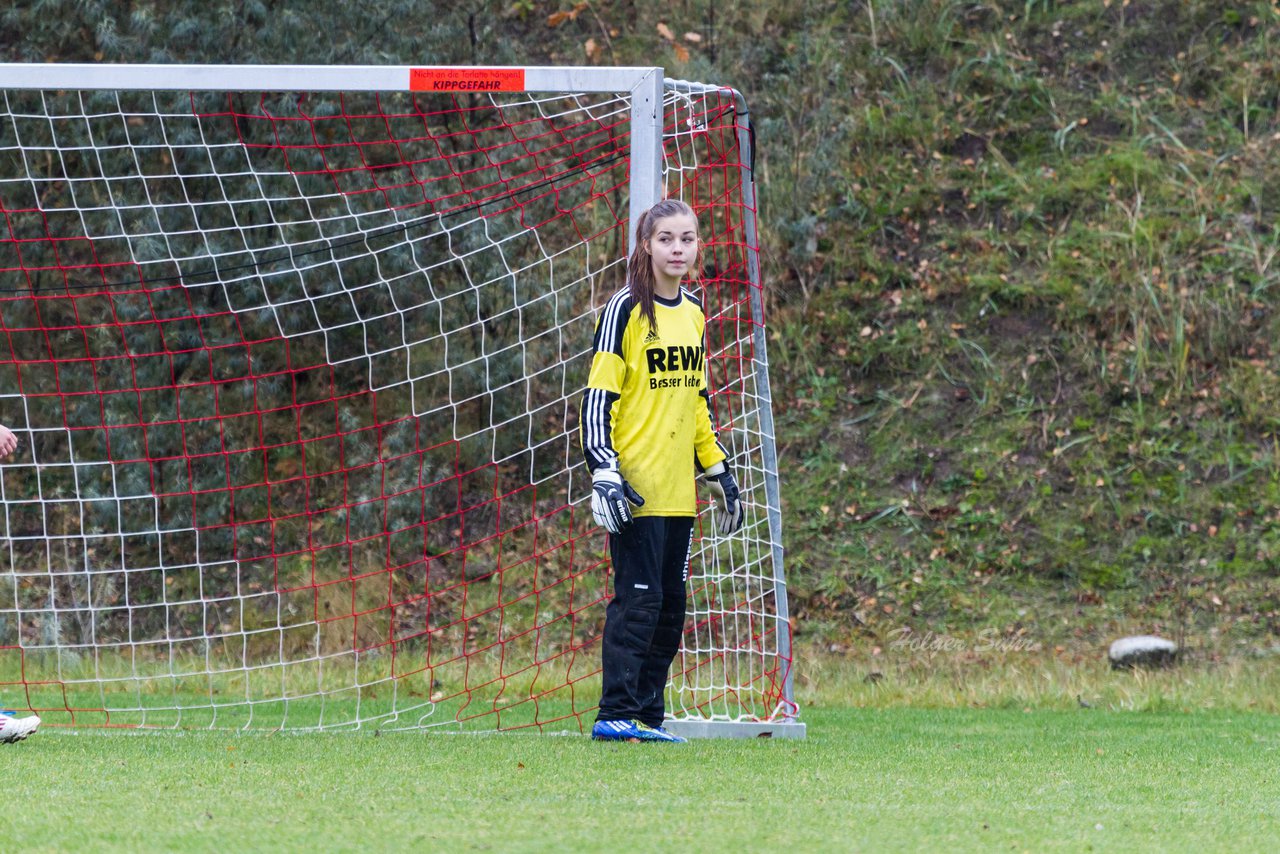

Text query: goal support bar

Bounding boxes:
[665,718,806,740]
[666,77,801,732]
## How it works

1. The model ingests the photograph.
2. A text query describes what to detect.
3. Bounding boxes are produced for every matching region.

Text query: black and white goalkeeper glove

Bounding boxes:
[591,463,645,534]
[703,461,745,535]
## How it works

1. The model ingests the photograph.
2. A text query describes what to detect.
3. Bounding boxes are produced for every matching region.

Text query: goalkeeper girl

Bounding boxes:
[580,198,744,743]
[0,423,39,744]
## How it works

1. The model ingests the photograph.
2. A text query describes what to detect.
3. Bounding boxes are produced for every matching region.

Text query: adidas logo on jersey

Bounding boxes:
[643,329,661,345]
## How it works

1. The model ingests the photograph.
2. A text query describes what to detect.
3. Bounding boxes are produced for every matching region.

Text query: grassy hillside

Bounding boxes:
[5,0,1280,652]
[725,0,1280,651]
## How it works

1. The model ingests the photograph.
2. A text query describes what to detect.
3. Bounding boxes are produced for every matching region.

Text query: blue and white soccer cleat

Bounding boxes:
[591,719,687,743]
[0,711,40,744]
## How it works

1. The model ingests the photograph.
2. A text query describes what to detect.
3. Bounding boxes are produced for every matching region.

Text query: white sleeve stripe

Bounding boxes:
[600,292,624,351]
[595,290,632,356]
[582,387,619,469]
[586,387,602,459]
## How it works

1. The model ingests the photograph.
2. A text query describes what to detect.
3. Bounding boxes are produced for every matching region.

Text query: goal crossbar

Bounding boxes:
[0,64,666,254]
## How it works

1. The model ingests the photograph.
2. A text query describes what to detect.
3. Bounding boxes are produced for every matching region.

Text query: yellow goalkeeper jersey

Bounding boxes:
[580,287,728,517]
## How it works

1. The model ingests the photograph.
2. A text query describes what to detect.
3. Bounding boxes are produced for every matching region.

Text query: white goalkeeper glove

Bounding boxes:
[591,463,645,534]
[702,461,745,535]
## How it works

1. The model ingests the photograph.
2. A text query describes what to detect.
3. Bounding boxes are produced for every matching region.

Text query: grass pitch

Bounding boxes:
[4,703,1277,852]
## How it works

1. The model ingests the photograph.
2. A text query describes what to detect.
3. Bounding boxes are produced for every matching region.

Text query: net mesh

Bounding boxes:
[0,74,791,731]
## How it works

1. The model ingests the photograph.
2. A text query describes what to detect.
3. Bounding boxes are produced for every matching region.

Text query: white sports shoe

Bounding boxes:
[0,711,40,743]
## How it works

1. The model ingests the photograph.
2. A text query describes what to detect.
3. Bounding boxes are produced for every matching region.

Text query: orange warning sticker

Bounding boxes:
[410,68,526,93]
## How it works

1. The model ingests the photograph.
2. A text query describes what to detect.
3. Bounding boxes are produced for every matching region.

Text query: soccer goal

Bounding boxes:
[0,64,802,738]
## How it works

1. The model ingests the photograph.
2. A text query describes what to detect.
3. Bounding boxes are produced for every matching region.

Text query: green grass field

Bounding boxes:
[5,696,1278,851]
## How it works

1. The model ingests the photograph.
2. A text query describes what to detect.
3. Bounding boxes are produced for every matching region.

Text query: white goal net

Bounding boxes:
[0,65,798,736]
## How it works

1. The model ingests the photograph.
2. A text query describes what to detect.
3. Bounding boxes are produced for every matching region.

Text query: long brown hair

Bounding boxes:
[627,198,699,335]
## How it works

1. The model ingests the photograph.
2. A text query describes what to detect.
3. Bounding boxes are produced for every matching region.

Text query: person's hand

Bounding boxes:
[0,425,17,458]
[703,462,745,535]
[591,463,645,534]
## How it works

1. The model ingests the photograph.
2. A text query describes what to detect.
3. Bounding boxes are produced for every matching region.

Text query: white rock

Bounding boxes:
[1108,635,1178,669]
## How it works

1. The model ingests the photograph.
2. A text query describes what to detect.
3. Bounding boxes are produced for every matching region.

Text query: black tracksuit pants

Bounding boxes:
[596,516,694,728]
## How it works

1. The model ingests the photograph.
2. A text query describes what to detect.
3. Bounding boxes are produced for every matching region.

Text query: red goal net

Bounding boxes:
[0,67,795,733]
